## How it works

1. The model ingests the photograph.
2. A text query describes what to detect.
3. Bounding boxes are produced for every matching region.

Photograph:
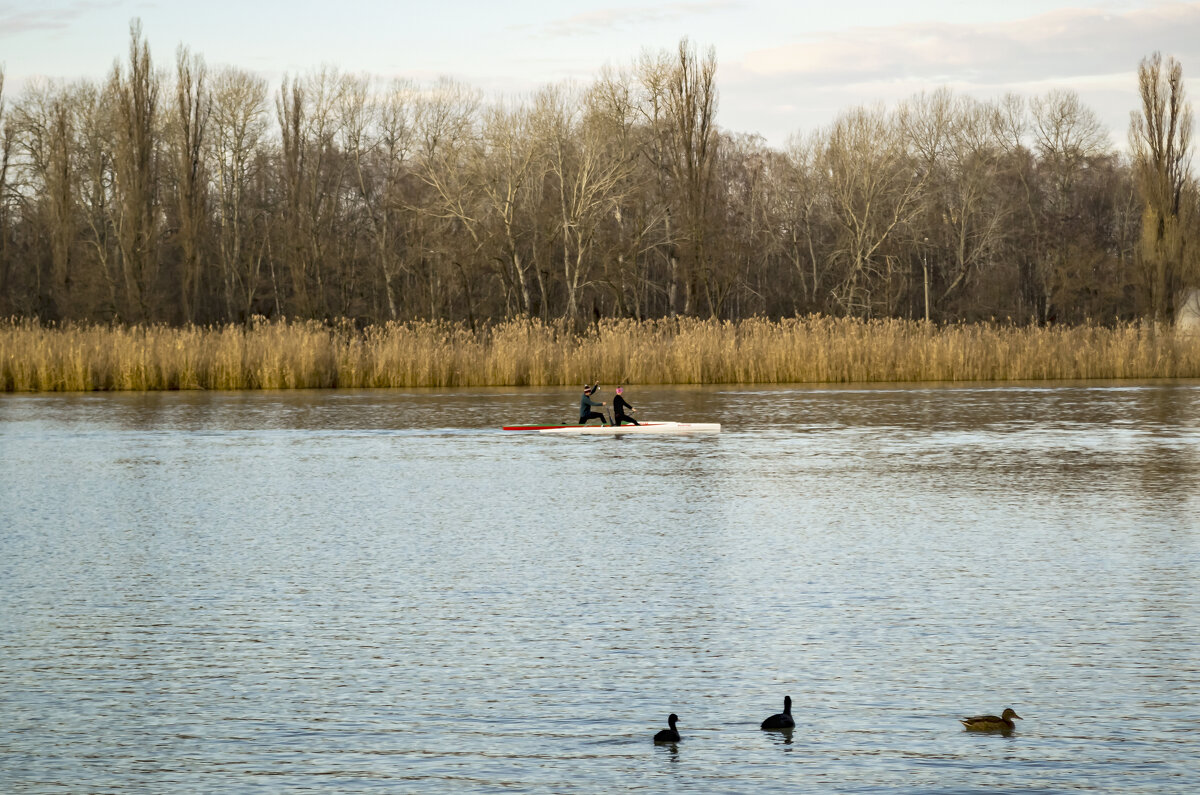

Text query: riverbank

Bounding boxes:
[3,317,1199,391]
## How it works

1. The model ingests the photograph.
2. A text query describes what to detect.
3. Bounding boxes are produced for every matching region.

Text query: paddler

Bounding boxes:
[612,386,640,426]
[579,383,608,426]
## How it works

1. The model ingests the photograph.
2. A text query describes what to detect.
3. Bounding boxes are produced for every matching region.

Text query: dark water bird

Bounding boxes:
[653,713,681,743]
[761,695,796,730]
[961,707,1022,732]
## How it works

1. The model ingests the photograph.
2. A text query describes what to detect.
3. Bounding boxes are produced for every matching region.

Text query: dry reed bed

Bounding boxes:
[2,317,1199,392]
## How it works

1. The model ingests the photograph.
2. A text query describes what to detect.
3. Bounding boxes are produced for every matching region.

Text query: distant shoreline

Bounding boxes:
[4,317,1199,392]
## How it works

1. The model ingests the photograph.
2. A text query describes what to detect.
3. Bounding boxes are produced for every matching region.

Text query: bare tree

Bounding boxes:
[781,132,830,309]
[663,38,718,316]
[276,74,306,315]
[211,66,269,320]
[1130,52,1195,322]
[170,46,210,322]
[900,88,955,319]
[412,78,483,323]
[583,69,654,318]
[340,74,387,317]
[478,99,538,316]
[936,96,1011,312]
[1033,89,1108,195]
[342,76,417,320]
[74,80,121,317]
[0,31,1166,329]
[13,80,78,318]
[633,48,681,316]
[713,132,782,317]
[823,105,926,317]
[0,67,11,313]
[536,84,632,322]
[901,88,955,167]
[1030,89,1110,321]
[109,20,161,321]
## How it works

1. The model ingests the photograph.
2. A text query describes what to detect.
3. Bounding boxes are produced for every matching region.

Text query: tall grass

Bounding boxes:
[3,316,1199,392]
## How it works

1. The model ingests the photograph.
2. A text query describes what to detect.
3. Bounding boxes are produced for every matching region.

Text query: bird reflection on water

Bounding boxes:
[768,727,795,748]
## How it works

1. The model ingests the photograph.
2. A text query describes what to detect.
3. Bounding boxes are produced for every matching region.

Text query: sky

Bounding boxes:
[2,0,1199,147]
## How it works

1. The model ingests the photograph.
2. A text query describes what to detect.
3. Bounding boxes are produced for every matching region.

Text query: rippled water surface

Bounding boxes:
[2,383,1199,793]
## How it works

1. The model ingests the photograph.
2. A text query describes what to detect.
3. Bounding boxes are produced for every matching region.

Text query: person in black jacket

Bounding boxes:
[612,386,640,426]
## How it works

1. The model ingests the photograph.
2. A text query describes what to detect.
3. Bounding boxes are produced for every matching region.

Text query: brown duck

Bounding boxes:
[960,707,1022,732]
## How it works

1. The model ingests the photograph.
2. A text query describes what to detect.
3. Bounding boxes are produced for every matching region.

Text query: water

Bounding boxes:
[2,383,1198,793]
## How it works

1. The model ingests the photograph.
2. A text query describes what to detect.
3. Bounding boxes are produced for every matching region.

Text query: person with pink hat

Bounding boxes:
[612,386,640,426]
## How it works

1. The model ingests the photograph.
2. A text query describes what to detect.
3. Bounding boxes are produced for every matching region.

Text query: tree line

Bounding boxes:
[0,24,1195,327]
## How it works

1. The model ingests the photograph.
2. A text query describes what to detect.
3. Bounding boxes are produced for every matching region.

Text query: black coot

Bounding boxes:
[653,713,681,742]
[761,695,795,730]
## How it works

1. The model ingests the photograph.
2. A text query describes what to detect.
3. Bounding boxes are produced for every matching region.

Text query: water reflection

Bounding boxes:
[1,382,1198,793]
[766,728,795,747]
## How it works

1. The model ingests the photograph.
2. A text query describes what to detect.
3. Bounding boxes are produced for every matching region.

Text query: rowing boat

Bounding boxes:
[503,422,720,435]
[502,421,720,435]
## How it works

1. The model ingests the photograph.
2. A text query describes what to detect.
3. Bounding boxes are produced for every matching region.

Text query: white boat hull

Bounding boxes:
[538,422,720,435]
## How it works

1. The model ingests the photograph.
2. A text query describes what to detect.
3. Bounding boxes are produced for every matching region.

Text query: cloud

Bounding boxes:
[737,3,1200,87]
[0,1,120,38]
[533,1,738,38]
